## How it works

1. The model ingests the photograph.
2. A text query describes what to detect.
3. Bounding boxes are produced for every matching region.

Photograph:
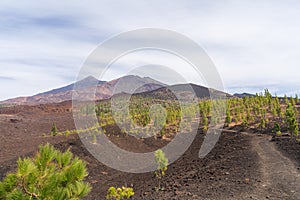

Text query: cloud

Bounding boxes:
[0,0,300,100]
[0,76,15,81]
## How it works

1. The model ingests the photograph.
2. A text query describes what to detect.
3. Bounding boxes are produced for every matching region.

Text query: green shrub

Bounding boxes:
[106,186,134,200]
[273,122,282,135]
[260,118,266,131]
[202,115,209,132]
[65,130,71,137]
[50,122,58,136]
[286,103,299,137]
[154,149,168,180]
[225,109,232,126]
[0,143,91,199]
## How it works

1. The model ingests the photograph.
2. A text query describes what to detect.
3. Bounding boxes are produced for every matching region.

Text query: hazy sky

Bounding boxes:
[1,0,300,100]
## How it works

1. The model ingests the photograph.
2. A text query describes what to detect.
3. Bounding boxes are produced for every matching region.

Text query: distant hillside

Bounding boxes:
[0,75,166,105]
[136,83,229,100]
[233,93,255,98]
[0,74,231,105]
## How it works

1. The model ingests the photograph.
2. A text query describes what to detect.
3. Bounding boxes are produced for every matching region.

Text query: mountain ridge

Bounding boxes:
[0,75,166,105]
[0,75,230,105]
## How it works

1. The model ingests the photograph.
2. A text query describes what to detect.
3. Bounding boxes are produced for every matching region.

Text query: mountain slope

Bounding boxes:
[0,75,230,105]
[233,93,255,98]
[136,83,230,100]
[0,75,166,105]
[38,76,105,96]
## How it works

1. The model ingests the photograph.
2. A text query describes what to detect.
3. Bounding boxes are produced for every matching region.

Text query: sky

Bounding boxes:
[1,0,300,101]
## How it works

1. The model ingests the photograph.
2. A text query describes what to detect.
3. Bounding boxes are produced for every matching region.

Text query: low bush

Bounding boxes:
[106,186,134,200]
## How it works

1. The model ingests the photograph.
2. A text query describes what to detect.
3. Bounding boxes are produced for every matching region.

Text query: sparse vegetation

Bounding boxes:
[1,86,300,199]
[59,89,299,142]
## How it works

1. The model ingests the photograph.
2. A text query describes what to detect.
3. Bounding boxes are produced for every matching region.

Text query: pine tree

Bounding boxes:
[202,114,209,131]
[92,134,97,144]
[225,108,232,126]
[154,149,168,180]
[286,103,299,137]
[284,94,289,105]
[275,97,282,117]
[260,118,266,132]
[51,122,58,136]
[290,96,296,107]
[0,143,91,199]
[274,122,281,135]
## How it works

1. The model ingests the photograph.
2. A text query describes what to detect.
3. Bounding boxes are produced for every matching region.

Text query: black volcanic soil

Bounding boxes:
[1,102,300,199]
[271,136,300,167]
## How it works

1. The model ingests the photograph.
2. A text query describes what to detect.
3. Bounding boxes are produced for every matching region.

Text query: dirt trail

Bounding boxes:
[245,133,300,200]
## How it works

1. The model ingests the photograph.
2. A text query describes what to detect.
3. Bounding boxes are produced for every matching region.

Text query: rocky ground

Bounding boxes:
[0,102,300,199]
